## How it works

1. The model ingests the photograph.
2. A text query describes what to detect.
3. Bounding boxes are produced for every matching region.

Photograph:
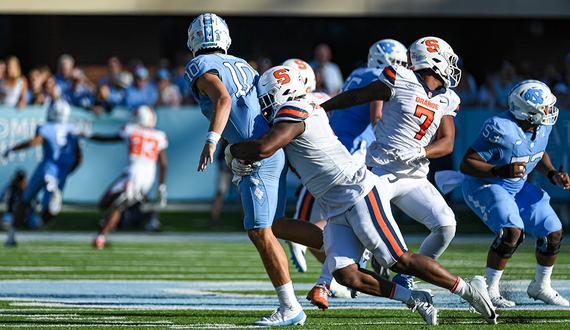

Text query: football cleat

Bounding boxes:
[307,283,331,310]
[406,289,438,325]
[372,257,391,280]
[527,278,570,306]
[48,189,62,216]
[463,276,498,324]
[393,273,416,290]
[330,278,351,299]
[252,305,306,326]
[92,235,105,249]
[286,241,307,273]
[488,285,515,308]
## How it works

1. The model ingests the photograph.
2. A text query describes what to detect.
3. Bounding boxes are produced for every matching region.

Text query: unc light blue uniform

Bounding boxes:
[462,111,560,239]
[184,53,286,229]
[328,67,382,154]
[23,123,80,210]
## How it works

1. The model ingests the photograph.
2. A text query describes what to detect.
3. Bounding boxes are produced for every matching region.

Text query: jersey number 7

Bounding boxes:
[413,105,435,140]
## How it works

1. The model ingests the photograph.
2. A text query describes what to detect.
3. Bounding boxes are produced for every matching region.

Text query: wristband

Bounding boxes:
[205,131,221,145]
[548,166,563,185]
[491,164,511,178]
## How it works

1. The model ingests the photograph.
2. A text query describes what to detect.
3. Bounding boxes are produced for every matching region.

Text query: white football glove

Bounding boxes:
[231,158,261,177]
[396,146,426,164]
[351,140,367,165]
[157,183,167,208]
[224,143,234,167]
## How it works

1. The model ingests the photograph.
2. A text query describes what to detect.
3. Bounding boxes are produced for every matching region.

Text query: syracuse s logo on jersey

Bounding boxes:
[273,69,291,85]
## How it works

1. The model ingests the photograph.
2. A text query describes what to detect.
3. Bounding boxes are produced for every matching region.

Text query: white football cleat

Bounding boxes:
[463,276,498,324]
[527,278,570,306]
[48,189,62,216]
[252,305,306,326]
[286,241,307,273]
[406,289,438,325]
[488,285,515,308]
[330,278,351,299]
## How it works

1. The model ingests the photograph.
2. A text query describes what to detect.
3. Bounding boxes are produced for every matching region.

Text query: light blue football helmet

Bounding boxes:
[187,13,232,57]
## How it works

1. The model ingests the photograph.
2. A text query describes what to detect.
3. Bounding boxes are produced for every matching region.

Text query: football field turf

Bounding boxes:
[0,232,569,329]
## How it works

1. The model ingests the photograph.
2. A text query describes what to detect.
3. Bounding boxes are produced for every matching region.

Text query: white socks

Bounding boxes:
[390,283,412,302]
[451,277,468,296]
[485,267,504,289]
[534,264,553,286]
[275,281,300,309]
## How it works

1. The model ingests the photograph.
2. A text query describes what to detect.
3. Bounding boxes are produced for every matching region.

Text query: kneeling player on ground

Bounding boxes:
[88,105,168,248]
[226,66,497,325]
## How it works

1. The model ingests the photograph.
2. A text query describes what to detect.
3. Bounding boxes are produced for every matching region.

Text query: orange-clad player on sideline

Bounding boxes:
[88,105,168,248]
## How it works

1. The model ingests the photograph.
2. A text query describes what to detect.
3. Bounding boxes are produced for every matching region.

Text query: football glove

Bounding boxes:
[157,183,167,208]
[396,146,426,164]
[224,144,234,167]
[231,158,261,177]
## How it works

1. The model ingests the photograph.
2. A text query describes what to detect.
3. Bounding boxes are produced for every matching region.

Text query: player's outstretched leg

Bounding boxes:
[391,252,497,324]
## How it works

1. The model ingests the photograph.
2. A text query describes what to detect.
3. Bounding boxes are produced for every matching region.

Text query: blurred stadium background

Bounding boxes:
[1,0,569,232]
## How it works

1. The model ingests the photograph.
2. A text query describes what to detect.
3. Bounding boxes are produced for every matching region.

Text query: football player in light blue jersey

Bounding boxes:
[2,100,82,246]
[460,80,570,308]
[183,13,321,326]
[329,39,407,158]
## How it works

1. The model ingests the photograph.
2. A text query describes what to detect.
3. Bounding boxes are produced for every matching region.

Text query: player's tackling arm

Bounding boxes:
[460,147,526,179]
[370,100,383,126]
[425,115,455,158]
[11,133,44,152]
[195,72,233,172]
[230,121,305,162]
[89,135,123,142]
[321,80,391,112]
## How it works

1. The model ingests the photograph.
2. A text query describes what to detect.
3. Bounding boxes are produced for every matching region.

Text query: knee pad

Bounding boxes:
[536,237,563,256]
[490,229,524,259]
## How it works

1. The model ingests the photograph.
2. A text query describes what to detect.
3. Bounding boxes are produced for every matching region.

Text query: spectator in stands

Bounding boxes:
[155,69,182,107]
[310,43,343,96]
[55,54,75,96]
[257,57,272,75]
[173,53,196,105]
[541,63,562,88]
[313,67,330,95]
[489,61,518,108]
[453,56,478,107]
[27,67,48,105]
[554,82,570,109]
[97,56,123,87]
[65,68,94,108]
[0,56,28,109]
[122,66,158,109]
[92,71,133,115]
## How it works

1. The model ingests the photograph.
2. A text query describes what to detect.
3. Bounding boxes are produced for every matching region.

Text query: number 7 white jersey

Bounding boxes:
[366,64,460,178]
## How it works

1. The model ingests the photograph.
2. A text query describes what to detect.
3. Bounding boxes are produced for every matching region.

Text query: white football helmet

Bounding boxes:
[187,13,232,57]
[368,39,407,69]
[258,66,307,122]
[131,105,156,128]
[509,80,559,125]
[407,36,461,88]
[47,100,71,123]
[282,59,316,93]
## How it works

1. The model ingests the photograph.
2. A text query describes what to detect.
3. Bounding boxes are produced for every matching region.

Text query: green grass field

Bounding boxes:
[0,230,569,329]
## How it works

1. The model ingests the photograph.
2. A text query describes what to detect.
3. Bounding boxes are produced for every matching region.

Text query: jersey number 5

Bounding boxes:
[413,105,435,140]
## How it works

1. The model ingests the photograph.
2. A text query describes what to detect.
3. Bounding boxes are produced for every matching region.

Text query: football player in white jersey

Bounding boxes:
[88,105,168,249]
[320,36,461,291]
[226,66,497,325]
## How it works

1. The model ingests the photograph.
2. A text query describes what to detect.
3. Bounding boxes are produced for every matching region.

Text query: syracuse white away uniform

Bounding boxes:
[275,98,408,273]
[107,124,168,207]
[293,92,330,224]
[365,64,459,256]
